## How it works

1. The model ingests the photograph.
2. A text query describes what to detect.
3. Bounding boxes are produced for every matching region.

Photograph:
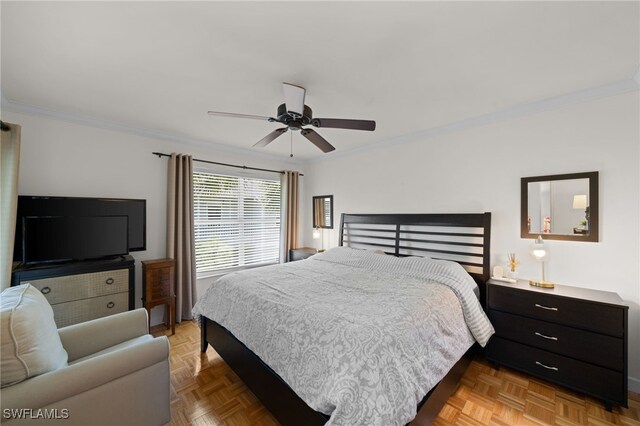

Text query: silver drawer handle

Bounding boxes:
[105,278,114,285]
[535,361,559,371]
[41,287,51,295]
[535,332,558,341]
[535,303,558,311]
[106,302,115,309]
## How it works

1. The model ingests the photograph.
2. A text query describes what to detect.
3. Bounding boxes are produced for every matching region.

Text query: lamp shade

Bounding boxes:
[312,228,320,240]
[573,194,587,209]
[532,236,547,260]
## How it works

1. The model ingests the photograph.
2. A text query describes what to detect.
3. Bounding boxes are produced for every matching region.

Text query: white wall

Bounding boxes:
[301,92,640,391]
[3,109,305,324]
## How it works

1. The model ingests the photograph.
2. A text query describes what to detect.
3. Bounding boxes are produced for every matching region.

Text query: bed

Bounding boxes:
[195,212,493,425]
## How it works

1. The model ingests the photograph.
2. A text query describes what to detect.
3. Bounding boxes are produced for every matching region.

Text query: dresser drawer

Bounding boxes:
[28,269,129,305]
[488,336,625,406]
[51,292,129,328]
[488,285,624,337]
[145,268,173,299]
[489,310,623,370]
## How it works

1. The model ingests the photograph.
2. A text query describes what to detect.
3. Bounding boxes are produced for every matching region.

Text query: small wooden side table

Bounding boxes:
[289,247,317,262]
[142,258,176,335]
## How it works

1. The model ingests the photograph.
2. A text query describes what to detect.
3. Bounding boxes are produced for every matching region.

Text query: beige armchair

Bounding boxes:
[1,309,170,426]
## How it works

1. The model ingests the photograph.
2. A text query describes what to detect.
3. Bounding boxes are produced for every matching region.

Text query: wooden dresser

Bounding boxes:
[141,258,175,335]
[11,256,135,328]
[485,279,628,410]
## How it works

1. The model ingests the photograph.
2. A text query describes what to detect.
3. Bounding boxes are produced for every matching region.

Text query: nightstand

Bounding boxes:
[485,279,628,410]
[142,258,176,335]
[289,247,317,262]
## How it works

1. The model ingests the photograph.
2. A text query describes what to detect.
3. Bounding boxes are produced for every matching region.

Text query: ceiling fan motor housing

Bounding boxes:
[276,103,312,130]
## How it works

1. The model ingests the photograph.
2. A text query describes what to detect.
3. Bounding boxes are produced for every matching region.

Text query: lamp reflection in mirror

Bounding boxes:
[573,194,589,231]
[529,236,555,288]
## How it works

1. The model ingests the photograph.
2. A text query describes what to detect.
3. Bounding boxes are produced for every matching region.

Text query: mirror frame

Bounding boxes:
[312,195,334,229]
[521,171,599,242]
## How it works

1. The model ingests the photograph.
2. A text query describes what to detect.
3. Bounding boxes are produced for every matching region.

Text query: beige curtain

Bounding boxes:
[1,122,21,290]
[281,171,300,262]
[167,153,197,321]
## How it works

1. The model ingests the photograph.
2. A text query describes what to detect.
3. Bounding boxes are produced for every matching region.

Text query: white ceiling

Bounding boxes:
[1,1,638,160]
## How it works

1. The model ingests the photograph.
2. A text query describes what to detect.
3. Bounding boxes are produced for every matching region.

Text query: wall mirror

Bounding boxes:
[313,195,333,229]
[521,171,598,242]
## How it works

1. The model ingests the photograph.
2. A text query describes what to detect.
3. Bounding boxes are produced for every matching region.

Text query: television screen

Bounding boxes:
[23,216,129,264]
[14,196,146,263]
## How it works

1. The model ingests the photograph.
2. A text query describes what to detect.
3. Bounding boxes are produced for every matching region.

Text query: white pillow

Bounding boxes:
[1,284,68,388]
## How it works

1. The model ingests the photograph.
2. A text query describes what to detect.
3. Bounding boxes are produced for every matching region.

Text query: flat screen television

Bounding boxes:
[14,196,146,264]
[23,216,129,264]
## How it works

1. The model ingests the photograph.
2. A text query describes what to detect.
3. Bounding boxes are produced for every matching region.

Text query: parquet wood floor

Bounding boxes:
[153,321,640,426]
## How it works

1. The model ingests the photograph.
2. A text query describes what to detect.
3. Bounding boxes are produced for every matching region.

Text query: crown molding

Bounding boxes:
[0,96,305,168]
[305,76,640,165]
[3,75,638,168]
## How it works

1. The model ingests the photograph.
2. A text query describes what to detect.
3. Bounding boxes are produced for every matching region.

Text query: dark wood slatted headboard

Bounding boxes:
[339,213,492,303]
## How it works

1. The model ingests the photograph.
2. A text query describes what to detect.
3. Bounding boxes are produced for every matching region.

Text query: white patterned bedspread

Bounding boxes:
[194,247,494,426]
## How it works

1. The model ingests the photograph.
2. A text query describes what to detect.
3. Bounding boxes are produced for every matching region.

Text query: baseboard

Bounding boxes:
[629,376,640,394]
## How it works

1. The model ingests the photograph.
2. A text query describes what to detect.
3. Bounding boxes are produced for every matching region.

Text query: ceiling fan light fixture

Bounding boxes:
[276,104,312,126]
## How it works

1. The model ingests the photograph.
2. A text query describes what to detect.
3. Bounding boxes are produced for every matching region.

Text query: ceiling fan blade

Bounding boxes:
[208,111,273,121]
[282,83,305,117]
[253,128,288,148]
[300,129,335,153]
[311,118,376,131]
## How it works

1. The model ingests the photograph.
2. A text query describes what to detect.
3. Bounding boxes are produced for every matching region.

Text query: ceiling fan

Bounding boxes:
[207,83,376,153]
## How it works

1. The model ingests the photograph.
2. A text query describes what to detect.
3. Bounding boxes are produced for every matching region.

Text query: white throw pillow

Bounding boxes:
[1,284,68,388]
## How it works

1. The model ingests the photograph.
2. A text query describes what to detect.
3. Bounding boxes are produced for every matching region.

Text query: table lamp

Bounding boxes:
[529,236,554,288]
[313,227,325,252]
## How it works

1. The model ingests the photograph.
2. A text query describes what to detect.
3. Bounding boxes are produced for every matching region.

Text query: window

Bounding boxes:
[193,170,281,275]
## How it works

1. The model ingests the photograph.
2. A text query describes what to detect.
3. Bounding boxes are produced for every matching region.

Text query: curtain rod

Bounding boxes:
[151,152,303,176]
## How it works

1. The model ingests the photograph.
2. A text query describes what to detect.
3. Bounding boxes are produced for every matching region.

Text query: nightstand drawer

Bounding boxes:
[489,285,623,337]
[489,310,623,370]
[488,337,625,406]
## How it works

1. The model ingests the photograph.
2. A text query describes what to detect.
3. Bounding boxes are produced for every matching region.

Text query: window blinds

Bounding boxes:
[193,171,281,275]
